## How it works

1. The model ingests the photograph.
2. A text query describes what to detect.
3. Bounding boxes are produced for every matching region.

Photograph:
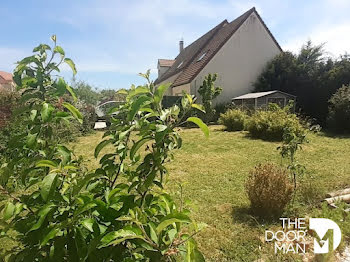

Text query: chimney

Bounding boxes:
[179,38,184,53]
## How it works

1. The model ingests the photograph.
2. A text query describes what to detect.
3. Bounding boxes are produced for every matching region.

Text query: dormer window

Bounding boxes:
[197,52,207,62]
[177,61,183,68]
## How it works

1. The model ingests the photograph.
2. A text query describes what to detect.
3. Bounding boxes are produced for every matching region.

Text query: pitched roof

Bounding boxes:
[154,7,282,87]
[233,90,296,100]
[158,59,175,67]
[0,71,13,82]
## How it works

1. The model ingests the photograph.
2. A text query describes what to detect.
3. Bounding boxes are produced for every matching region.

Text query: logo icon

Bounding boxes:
[309,218,342,254]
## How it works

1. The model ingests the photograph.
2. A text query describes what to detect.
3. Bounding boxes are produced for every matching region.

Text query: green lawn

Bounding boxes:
[71,125,350,261]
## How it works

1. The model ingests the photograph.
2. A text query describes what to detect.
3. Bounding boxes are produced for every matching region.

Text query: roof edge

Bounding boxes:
[172,7,256,87]
[155,19,228,85]
[253,9,283,52]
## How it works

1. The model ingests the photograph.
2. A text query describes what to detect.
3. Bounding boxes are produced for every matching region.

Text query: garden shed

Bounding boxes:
[232,90,296,110]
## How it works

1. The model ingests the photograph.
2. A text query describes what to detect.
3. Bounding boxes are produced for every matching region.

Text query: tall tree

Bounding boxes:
[254,41,350,126]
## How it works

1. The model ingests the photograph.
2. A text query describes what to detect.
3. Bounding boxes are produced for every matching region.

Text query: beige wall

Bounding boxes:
[0,83,15,92]
[158,66,170,78]
[172,83,190,96]
[191,12,281,104]
[157,72,181,96]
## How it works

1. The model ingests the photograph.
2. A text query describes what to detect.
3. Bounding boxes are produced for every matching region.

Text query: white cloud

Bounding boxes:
[0,47,28,72]
[282,22,350,57]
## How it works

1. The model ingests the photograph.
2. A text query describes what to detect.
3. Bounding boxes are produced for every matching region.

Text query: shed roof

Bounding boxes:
[232,90,296,100]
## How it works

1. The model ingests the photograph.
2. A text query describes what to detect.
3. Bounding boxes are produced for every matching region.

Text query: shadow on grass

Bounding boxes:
[231,205,280,229]
[317,130,350,140]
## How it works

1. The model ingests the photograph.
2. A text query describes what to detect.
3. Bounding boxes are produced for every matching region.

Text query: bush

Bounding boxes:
[327,84,350,133]
[1,39,206,261]
[219,109,247,131]
[245,163,293,217]
[246,103,305,140]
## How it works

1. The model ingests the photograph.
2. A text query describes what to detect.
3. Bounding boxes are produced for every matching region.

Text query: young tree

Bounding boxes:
[1,38,208,261]
[198,73,222,123]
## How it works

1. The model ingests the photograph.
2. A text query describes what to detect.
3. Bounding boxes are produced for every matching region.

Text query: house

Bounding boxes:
[232,90,296,110]
[0,71,15,128]
[0,71,15,91]
[154,7,282,104]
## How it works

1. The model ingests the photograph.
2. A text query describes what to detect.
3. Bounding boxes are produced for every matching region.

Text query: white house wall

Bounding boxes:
[190,12,281,104]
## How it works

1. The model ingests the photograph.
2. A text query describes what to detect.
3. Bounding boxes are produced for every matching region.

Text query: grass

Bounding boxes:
[71,125,350,261]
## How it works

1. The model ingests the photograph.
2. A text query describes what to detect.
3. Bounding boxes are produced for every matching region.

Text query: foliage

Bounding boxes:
[277,126,307,191]
[254,41,350,126]
[245,103,305,141]
[327,84,350,133]
[245,163,293,217]
[59,125,350,261]
[218,109,247,131]
[72,80,101,105]
[0,37,208,261]
[198,73,222,123]
[213,103,230,122]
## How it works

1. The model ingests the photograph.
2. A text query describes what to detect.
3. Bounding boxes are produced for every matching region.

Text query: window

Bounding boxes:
[197,52,207,62]
[177,61,183,68]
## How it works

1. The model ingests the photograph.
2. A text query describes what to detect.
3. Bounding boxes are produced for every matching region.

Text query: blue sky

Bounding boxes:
[1,0,350,90]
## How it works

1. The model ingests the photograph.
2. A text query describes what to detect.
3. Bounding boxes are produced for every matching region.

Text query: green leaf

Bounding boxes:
[51,35,57,43]
[130,137,152,160]
[154,83,171,104]
[186,117,209,138]
[62,102,83,124]
[26,133,37,148]
[149,223,158,245]
[100,229,144,247]
[81,218,95,232]
[30,109,38,121]
[3,202,15,220]
[54,46,65,56]
[156,213,191,234]
[29,204,55,231]
[40,173,58,202]
[156,124,167,132]
[191,104,205,113]
[117,89,128,95]
[64,58,77,75]
[128,95,151,121]
[94,139,113,158]
[41,102,54,122]
[41,227,60,246]
[33,44,51,52]
[185,238,205,262]
[57,145,71,165]
[36,160,58,168]
[65,84,77,102]
[76,202,97,216]
[128,87,149,99]
[185,93,193,104]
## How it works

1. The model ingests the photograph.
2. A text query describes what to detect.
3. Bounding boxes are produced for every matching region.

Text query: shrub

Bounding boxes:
[245,163,293,217]
[246,103,305,141]
[0,38,207,261]
[327,84,350,133]
[198,73,222,123]
[219,109,247,131]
